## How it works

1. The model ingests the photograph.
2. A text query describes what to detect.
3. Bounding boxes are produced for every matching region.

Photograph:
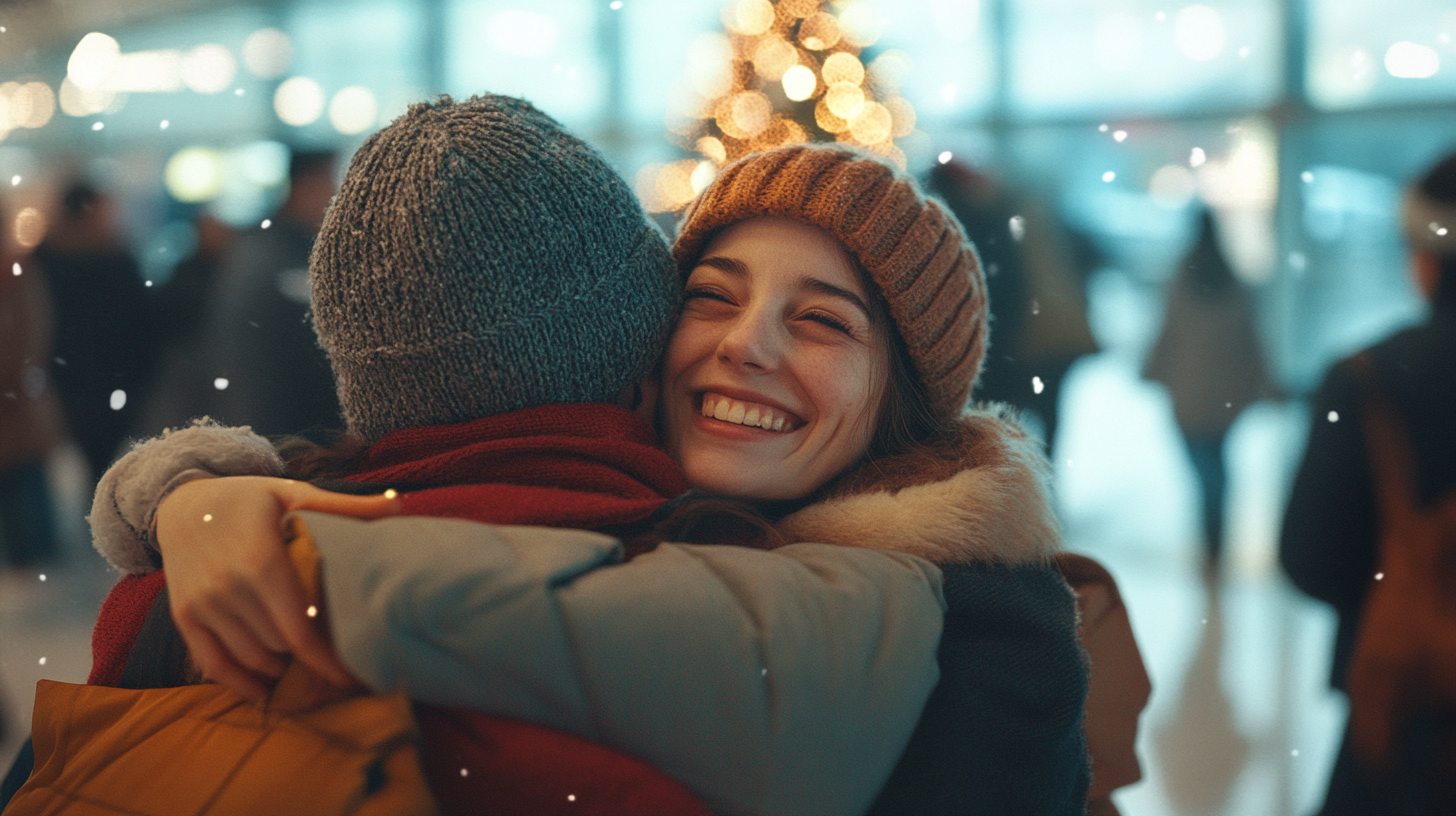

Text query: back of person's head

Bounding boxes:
[310,94,678,443]
[1405,150,1456,302]
[674,143,987,457]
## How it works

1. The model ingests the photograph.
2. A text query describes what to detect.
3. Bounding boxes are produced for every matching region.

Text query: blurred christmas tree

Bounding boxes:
[638,0,917,212]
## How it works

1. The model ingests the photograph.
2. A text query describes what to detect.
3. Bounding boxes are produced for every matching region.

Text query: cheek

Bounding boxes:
[809,352,884,439]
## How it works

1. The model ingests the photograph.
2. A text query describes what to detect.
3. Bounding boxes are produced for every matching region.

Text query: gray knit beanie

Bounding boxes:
[310,95,679,443]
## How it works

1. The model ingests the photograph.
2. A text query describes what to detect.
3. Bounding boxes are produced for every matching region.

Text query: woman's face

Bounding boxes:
[661,216,890,501]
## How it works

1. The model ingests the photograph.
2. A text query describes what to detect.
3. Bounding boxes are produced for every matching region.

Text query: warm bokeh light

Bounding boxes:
[690,160,717,194]
[814,97,849,133]
[0,82,56,130]
[13,207,46,248]
[58,77,116,117]
[67,32,120,90]
[722,0,774,37]
[848,100,891,144]
[635,160,700,213]
[1174,5,1225,62]
[696,135,727,164]
[242,28,293,79]
[820,52,864,87]
[778,0,819,19]
[182,44,237,94]
[274,76,326,126]
[752,37,797,81]
[112,51,184,93]
[1384,41,1440,79]
[329,85,378,134]
[798,12,841,50]
[164,147,226,202]
[824,81,865,119]
[782,64,816,101]
[886,96,915,138]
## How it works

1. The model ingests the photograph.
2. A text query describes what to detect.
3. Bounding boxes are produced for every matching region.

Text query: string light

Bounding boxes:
[655,0,918,212]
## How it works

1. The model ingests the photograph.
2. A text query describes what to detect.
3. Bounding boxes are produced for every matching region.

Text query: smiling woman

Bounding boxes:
[663,216,891,500]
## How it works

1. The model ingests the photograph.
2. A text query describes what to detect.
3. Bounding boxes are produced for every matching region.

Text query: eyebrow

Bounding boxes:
[694,254,873,320]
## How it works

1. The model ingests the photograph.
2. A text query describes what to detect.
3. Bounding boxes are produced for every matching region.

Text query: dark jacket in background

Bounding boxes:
[1281,289,1456,815]
[188,220,339,437]
[33,242,155,478]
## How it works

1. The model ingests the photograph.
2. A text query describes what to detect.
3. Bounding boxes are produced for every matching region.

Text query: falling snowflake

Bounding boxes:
[1032,376,1045,395]
[1327,411,1338,423]
[109,389,127,411]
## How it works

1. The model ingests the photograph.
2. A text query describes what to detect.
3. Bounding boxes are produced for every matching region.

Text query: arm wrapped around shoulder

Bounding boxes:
[88,418,285,574]
[777,404,1061,566]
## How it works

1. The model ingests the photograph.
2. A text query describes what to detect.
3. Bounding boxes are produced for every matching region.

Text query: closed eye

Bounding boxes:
[684,286,732,303]
[803,310,854,334]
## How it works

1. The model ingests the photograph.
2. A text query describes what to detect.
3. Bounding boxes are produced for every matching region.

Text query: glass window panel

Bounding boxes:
[67,6,278,144]
[853,0,995,123]
[1307,0,1456,110]
[1010,0,1282,120]
[446,0,607,130]
[287,0,429,139]
[621,0,720,131]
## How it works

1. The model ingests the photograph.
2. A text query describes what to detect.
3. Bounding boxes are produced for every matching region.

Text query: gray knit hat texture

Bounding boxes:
[310,95,679,443]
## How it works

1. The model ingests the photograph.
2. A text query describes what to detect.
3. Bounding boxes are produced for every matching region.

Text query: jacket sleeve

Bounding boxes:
[295,510,946,816]
[87,419,284,574]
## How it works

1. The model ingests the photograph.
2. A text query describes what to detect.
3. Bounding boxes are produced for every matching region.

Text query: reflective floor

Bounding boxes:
[1,311,1349,816]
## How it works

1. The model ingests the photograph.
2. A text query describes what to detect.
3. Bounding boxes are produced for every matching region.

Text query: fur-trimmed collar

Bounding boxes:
[776,404,1061,566]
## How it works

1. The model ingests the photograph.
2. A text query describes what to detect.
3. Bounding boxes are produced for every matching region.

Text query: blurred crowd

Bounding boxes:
[1,134,1453,814]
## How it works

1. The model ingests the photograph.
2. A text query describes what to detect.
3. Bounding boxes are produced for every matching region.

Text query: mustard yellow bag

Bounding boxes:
[6,517,438,816]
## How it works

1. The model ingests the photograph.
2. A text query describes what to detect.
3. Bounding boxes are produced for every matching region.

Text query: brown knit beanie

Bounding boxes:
[674,144,987,421]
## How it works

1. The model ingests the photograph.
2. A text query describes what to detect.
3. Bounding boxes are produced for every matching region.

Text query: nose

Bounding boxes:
[716,307,783,373]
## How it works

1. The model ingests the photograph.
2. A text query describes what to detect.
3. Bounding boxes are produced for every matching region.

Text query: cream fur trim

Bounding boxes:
[88,418,285,574]
[776,406,1061,566]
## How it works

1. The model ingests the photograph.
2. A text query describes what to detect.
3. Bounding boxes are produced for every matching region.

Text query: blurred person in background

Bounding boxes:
[1144,209,1274,572]
[928,161,1098,452]
[1281,151,1456,815]
[33,181,156,483]
[0,215,64,569]
[134,211,236,434]
[0,205,65,751]
[196,150,340,438]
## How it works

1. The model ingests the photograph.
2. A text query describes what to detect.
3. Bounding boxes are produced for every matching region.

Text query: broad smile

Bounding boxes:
[698,391,804,433]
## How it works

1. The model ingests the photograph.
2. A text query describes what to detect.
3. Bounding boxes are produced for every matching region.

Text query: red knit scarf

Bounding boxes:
[351,401,689,531]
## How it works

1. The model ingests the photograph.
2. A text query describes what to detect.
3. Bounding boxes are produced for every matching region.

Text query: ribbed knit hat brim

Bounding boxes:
[674,144,987,421]
[311,96,678,442]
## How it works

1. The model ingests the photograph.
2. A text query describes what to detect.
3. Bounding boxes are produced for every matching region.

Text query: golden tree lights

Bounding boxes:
[639,0,919,213]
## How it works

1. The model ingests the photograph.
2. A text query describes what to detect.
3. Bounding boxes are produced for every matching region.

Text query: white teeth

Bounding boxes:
[700,393,794,432]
